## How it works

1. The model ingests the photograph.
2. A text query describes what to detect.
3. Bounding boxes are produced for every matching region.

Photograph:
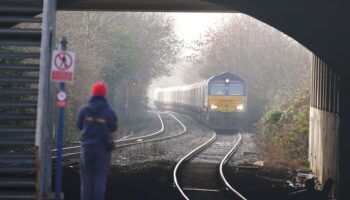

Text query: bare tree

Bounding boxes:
[55,12,182,142]
[188,14,311,126]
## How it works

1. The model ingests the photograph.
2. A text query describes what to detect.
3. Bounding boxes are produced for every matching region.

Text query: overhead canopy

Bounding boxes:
[58,0,350,74]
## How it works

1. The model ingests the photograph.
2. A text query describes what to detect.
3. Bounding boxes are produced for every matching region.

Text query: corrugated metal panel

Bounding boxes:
[311,55,339,114]
[0,1,44,199]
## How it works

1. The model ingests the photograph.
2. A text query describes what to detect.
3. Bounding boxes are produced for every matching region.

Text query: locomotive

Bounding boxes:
[154,72,247,130]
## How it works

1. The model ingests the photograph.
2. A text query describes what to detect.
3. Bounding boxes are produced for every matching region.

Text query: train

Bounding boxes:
[154,72,247,130]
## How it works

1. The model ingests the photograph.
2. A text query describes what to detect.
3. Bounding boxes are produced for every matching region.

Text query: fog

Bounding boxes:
[54,11,310,142]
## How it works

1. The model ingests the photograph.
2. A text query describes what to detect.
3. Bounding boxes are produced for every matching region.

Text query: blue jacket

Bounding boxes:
[76,96,118,146]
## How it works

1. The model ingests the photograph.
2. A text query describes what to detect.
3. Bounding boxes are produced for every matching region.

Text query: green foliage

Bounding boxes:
[260,110,283,128]
[259,91,310,168]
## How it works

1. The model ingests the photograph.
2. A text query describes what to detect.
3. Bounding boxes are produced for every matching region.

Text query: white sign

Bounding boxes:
[51,50,75,82]
[56,91,67,101]
[56,91,68,108]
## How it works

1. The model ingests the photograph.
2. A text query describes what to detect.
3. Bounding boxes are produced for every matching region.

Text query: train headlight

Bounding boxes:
[210,104,218,110]
[236,104,244,111]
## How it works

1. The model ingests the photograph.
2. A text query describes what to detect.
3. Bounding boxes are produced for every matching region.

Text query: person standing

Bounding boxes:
[76,82,118,200]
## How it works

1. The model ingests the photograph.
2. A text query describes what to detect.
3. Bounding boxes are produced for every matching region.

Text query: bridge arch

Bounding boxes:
[57,1,350,199]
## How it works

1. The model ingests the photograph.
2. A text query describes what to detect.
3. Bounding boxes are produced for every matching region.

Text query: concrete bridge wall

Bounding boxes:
[309,55,340,195]
[309,108,339,187]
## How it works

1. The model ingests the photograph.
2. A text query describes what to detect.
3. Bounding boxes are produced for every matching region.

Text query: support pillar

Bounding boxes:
[35,0,56,199]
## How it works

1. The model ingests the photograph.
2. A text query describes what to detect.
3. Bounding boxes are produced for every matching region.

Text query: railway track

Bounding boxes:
[173,132,247,200]
[116,112,186,148]
[52,111,187,165]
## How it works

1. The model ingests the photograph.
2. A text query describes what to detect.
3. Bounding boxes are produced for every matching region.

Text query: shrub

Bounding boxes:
[258,91,310,168]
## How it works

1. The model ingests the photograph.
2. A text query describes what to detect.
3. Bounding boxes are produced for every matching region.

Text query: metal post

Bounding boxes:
[126,84,129,119]
[55,37,67,200]
[36,0,56,199]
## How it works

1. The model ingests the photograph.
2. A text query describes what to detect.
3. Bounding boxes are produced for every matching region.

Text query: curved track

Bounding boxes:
[116,112,186,147]
[52,112,164,159]
[117,112,165,144]
[52,111,187,164]
[174,132,247,200]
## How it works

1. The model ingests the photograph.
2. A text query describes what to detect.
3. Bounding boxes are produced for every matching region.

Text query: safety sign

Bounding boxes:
[51,50,75,82]
[56,91,68,108]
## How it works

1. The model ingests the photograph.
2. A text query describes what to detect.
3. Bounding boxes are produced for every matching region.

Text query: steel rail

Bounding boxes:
[219,133,247,200]
[52,145,79,152]
[121,131,134,139]
[158,112,186,139]
[173,132,217,200]
[52,113,164,159]
[54,111,180,160]
[57,111,187,156]
[116,111,164,144]
[116,112,187,148]
[52,111,164,155]
[52,130,135,153]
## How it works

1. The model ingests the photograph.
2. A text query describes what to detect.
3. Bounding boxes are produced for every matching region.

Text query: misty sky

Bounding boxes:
[170,13,224,43]
[148,13,226,101]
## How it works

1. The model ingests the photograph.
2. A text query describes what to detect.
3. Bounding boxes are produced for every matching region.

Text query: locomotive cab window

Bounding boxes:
[228,83,245,96]
[209,83,225,96]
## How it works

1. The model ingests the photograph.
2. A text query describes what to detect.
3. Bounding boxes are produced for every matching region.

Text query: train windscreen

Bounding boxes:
[209,83,225,95]
[228,83,245,96]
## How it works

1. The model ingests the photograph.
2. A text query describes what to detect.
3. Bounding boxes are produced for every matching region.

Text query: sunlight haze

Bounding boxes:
[171,13,224,42]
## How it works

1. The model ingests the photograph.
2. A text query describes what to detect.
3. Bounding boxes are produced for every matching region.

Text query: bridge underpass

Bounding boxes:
[0,0,349,199]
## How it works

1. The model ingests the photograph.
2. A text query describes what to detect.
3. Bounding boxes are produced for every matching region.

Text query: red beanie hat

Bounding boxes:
[91,82,107,97]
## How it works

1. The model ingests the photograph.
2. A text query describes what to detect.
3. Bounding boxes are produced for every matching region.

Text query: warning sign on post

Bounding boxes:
[51,50,75,83]
[56,91,68,108]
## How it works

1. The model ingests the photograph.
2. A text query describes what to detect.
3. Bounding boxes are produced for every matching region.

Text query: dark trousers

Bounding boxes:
[80,142,111,200]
